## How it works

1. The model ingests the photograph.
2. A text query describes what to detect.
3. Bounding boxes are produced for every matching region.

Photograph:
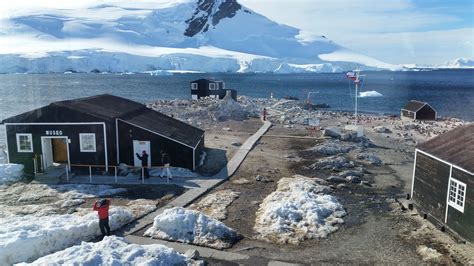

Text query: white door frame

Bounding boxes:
[133,140,151,167]
[41,136,70,171]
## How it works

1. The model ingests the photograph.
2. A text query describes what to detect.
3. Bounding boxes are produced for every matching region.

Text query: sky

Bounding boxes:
[239,0,474,65]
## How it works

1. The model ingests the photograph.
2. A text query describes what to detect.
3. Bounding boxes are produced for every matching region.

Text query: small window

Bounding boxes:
[16,134,33,152]
[191,83,198,90]
[209,83,216,90]
[448,178,466,212]
[80,133,96,152]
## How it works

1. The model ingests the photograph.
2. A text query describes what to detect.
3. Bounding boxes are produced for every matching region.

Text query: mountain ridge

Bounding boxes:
[0,0,401,73]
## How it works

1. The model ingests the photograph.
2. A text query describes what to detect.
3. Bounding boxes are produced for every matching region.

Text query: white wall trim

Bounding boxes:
[411,150,418,199]
[115,119,120,165]
[415,149,474,175]
[3,125,10,163]
[102,124,109,171]
[444,165,453,223]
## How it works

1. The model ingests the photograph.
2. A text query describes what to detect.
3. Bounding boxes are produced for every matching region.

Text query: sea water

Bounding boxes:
[0,69,473,145]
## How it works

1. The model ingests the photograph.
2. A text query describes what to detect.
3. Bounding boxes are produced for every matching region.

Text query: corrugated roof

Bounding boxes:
[402,100,427,112]
[121,108,204,148]
[53,94,145,121]
[417,124,474,173]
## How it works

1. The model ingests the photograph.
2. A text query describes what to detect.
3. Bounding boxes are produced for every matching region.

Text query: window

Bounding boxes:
[448,177,466,212]
[191,83,198,90]
[209,83,216,90]
[16,134,33,152]
[79,133,96,152]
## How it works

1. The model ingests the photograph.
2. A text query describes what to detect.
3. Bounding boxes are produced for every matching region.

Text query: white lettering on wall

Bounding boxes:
[45,130,63,136]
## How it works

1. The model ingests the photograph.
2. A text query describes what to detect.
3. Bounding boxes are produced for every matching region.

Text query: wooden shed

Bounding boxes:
[401,100,437,120]
[1,94,205,174]
[190,78,237,100]
[411,124,474,241]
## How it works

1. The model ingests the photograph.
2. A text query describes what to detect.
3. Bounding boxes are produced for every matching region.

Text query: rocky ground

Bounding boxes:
[145,97,472,264]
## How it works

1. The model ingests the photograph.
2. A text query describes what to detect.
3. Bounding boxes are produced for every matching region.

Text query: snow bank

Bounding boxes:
[0,207,133,265]
[144,207,239,249]
[18,236,190,266]
[359,90,383,97]
[254,176,346,244]
[0,164,24,185]
[150,167,199,178]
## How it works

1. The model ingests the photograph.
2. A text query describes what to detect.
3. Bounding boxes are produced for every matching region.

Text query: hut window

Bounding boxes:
[16,134,33,152]
[209,83,216,90]
[191,83,198,90]
[448,178,466,212]
[79,133,96,152]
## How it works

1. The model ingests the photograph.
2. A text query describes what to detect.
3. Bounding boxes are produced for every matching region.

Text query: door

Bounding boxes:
[52,138,68,163]
[133,140,151,167]
[41,138,53,169]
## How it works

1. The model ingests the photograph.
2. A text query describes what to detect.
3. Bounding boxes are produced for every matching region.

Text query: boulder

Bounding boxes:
[184,249,200,259]
[373,126,392,133]
[323,127,342,138]
[345,176,361,184]
[231,142,242,147]
[327,176,348,183]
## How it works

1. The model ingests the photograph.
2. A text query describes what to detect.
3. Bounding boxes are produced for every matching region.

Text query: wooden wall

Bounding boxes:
[412,152,450,222]
[447,168,474,242]
[416,105,436,120]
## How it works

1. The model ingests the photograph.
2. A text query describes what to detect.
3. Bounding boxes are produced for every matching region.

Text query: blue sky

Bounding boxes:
[240,0,473,65]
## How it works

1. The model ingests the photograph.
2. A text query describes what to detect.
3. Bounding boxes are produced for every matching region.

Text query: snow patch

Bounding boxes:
[190,189,240,220]
[359,90,383,97]
[254,176,346,244]
[144,207,239,249]
[0,207,133,265]
[0,164,24,185]
[18,236,190,266]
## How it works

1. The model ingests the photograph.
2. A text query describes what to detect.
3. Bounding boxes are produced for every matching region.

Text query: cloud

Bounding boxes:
[240,0,472,64]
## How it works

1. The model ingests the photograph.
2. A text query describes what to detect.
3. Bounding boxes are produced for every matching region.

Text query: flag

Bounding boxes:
[346,72,357,80]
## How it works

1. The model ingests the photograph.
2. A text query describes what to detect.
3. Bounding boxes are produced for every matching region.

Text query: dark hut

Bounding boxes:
[411,124,474,241]
[1,94,205,174]
[401,100,437,120]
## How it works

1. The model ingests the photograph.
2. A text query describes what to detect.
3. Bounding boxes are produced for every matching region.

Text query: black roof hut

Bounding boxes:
[1,94,205,174]
[401,100,437,120]
[190,78,237,101]
[411,124,474,241]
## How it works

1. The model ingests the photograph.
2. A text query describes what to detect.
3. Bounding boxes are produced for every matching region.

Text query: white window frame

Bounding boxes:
[16,133,33,152]
[191,83,198,90]
[79,133,96,152]
[448,177,466,213]
[209,83,216,90]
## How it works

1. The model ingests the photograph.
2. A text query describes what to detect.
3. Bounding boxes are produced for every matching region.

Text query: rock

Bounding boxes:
[222,127,231,131]
[373,126,392,133]
[357,153,383,166]
[339,170,364,178]
[309,141,355,155]
[184,249,200,259]
[361,181,372,187]
[327,176,348,183]
[323,127,342,138]
[232,178,251,185]
[231,142,242,146]
[345,176,361,184]
[337,184,349,189]
[307,156,352,170]
[340,133,352,141]
[256,175,270,182]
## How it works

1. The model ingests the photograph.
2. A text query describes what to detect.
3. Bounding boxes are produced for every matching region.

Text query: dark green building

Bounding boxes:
[411,124,473,242]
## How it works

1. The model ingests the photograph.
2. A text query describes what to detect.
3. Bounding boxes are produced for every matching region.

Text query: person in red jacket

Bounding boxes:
[93,198,110,237]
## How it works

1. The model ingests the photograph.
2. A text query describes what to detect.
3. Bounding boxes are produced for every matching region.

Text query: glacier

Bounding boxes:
[0,0,402,73]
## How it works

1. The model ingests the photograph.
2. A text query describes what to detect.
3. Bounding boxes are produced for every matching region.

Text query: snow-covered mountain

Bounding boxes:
[442,58,474,69]
[0,0,400,73]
